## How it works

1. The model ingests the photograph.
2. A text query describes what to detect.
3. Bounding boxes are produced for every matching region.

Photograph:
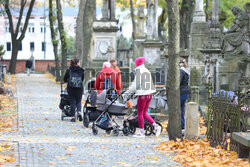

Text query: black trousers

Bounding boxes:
[67,87,83,116]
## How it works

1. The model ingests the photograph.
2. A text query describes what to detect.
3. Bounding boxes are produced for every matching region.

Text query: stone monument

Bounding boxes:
[142,0,163,74]
[91,0,119,72]
[189,0,209,68]
[189,0,209,105]
[199,0,221,95]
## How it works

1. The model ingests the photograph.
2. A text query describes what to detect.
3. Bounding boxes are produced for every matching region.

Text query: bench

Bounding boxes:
[232,132,250,162]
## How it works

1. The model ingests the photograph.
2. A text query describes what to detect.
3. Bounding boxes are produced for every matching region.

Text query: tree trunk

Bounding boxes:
[9,41,20,74]
[81,0,95,66]
[76,0,87,60]
[129,0,136,60]
[49,0,60,81]
[56,0,68,79]
[166,0,182,140]
[130,0,136,41]
[180,0,195,49]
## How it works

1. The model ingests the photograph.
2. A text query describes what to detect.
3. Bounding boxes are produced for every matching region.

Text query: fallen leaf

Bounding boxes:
[78,160,87,163]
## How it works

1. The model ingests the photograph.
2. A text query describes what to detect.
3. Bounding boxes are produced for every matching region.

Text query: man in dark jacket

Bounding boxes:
[25,59,33,76]
[179,58,190,133]
[63,58,84,122]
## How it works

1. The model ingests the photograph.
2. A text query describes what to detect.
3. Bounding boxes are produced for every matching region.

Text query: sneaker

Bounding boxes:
[155,125,162,137]
[133,133,145,138]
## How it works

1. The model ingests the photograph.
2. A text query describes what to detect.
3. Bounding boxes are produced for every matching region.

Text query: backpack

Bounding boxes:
[102,77,114,90]
[68,69,83,88]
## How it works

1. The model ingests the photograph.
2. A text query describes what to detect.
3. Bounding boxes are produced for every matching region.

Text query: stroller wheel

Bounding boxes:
[129,126,136,134]
[92,124,98,135]
[113,128,119,136]
[106,130,111,135]
[83,113,89,128]
[145,124,153,136]
[122,127,129,136]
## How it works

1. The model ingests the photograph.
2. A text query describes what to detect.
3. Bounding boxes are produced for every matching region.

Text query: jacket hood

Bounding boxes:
[69,65,84,72]
[101,67,115,77]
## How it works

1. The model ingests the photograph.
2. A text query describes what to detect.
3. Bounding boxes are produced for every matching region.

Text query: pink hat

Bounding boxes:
[135,57,145,67]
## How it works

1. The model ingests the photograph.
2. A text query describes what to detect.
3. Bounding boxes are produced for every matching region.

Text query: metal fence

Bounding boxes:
[47,65,57,77]
[206,84,249,151]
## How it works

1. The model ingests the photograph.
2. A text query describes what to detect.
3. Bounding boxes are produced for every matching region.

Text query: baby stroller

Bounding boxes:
[124,88,167,136]
[91,89,130,136]
[82,78,99,128]
[59,82,71,120]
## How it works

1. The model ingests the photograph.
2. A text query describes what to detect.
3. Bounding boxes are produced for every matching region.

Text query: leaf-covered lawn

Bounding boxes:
[158,114,249,167]
[0,75,17,166]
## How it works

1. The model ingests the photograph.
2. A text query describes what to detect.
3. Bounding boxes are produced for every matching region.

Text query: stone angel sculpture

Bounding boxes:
[221,3,250,56]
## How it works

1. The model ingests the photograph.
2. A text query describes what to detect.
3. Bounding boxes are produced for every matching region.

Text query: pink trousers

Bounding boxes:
[137,94,155,129]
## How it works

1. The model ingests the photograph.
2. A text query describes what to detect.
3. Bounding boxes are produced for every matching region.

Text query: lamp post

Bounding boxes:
[44,0,46,59]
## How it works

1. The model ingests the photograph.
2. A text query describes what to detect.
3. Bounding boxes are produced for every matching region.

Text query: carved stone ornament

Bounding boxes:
[221,4,250,56]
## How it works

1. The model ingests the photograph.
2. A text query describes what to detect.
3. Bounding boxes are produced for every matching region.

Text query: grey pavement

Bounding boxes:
[0,74,179,167]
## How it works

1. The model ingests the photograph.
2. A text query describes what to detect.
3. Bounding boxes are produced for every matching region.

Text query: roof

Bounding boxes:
[10,7,79,17]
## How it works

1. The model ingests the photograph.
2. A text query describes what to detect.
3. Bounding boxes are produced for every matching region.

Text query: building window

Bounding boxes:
[41,27,43,33]
[18,43,22,51]
[42,42,46,51]
[30,42,34,51]
[7,42,11,51]
[32,27,35,33]
[29,27,31,32]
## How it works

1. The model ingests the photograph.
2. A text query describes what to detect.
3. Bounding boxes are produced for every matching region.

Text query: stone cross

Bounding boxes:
[138,6,145,37]
[102,0,116,20]
[193,0,206,22]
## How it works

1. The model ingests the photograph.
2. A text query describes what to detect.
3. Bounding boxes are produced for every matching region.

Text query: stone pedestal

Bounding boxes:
[190,86,199,104]
[142,40,163,82]
[90,20,118,78]
[185,102,199,139]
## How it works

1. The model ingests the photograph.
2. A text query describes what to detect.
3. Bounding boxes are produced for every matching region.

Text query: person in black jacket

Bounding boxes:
[63,58,84,122]
[25,58,33,76]
[179,57,190,132]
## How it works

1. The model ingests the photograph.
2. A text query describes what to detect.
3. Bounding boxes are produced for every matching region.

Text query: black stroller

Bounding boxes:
[91,89,130,136]
[123,88,166,136]
[59,82,72,120]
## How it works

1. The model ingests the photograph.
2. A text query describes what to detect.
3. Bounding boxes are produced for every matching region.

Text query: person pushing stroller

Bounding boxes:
[63,58,84,122]
[126,57,162,138]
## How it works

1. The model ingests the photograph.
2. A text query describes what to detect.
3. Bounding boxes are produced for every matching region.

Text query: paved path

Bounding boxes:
[1,74,179,167]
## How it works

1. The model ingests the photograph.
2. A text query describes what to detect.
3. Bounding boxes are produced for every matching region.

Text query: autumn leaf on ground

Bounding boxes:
[65,146,75,151]
[78,160,87,163]
[55,156,65,160]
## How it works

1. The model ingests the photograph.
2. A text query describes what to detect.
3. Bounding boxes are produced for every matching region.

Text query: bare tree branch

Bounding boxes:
[18,0,35,41]
[15,0,25,35]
